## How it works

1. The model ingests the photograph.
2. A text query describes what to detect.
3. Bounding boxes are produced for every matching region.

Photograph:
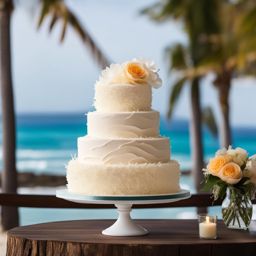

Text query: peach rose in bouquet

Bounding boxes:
[218,162,242,185]
[207,155,232,177]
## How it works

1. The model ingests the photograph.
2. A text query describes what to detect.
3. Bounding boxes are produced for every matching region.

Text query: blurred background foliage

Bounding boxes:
[142,0,256,193]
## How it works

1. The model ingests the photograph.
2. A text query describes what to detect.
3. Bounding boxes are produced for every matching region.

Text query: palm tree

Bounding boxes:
[0,0,109,230]
[185,1,256,148]
[143,0,219,195]
[211,1,256,148]
[199,2,239,148]
[0,0,19,230]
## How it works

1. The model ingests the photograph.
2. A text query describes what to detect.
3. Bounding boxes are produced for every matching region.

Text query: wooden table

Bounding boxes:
[6,219,256,256]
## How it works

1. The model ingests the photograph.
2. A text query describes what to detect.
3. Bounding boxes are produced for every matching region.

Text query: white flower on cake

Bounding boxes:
[96,59,162,88]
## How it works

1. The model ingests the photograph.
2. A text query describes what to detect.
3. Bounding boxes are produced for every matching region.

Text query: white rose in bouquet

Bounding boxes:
[227,147,248,166]
[215,147,228,156]
[244,155,256,185]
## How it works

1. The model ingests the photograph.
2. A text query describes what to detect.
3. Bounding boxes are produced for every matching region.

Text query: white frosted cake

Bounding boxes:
[67,59,181,195]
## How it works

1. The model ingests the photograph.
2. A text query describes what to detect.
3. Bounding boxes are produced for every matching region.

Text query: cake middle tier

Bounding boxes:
[78,136,171,164]
[87,111,159,138]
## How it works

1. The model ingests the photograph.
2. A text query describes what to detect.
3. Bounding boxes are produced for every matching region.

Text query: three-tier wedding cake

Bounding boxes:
[66,59,180,195]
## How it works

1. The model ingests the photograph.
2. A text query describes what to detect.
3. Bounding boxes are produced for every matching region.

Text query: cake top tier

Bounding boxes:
[94,59,162,112]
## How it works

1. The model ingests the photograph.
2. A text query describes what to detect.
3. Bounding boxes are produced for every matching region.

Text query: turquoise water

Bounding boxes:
[1,113,256,225]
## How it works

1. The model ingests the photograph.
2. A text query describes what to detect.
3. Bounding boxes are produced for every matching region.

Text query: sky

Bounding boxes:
[7,0,256,127]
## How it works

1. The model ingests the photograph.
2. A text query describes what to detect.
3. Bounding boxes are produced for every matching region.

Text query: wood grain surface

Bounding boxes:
[7,219,256,256]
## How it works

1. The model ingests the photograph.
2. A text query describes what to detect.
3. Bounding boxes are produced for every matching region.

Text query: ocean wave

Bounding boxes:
[0,147,72,174]
[172,154,192,170]
[17,149,75,159]
[173,153,217,170]
[17,160,48,172]
[0,147,75,160]
[17,159,67,174]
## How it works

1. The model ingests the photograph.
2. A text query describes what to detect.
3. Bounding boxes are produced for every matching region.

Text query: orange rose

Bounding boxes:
[219,162,242,184]
[96,59,162,88]
[125,62,148,84]
[207,155,232,176]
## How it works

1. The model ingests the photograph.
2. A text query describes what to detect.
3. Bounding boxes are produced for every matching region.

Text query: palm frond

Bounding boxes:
[37,0,52,29]
[140,2,161,17]
[239,6,256,36]
[157,0,187,20]
[141,0,187,21]
[167,77,187,119]
[165,43,188,71]
[38,0,110,69]
[60,16,68,43]
[202,106,218,137]
[49,12,58,32]
[68,10,110,68]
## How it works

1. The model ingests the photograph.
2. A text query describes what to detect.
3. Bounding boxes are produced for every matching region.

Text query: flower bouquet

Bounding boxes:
[203,146,256,229]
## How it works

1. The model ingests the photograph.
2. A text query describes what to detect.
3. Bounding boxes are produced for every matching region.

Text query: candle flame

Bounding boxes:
[206,216,210,223]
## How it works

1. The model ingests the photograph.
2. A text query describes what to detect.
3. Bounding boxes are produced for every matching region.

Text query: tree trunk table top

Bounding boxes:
[6,219,256,256]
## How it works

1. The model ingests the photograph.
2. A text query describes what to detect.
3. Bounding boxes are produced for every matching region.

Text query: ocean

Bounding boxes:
[1,113,256,225]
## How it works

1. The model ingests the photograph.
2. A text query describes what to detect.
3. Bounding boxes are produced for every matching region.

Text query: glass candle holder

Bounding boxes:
[198,214,217,239]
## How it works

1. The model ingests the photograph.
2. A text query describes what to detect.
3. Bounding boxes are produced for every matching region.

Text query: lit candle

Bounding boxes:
[199,215,217,239]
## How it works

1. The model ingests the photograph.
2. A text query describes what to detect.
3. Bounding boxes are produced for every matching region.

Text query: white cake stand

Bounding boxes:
[56,189,190,237]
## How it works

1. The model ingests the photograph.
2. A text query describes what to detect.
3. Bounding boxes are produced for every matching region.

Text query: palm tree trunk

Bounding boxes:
[190,78,204,191]
[218,81,232,148]
[189,78,206,214]
[0,0,19,230]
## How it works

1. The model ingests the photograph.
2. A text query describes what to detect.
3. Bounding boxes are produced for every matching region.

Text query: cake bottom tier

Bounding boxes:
[66,159,180,195]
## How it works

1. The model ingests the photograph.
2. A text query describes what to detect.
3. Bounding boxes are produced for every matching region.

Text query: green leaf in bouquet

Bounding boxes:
[216,182,228,200]
[202,174,220,192]
[212,181,227,201]
[234,177,249,190]
[242,182,256,199]
[234,177,255,197]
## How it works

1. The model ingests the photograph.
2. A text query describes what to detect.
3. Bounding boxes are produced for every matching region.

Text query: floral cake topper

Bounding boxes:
[96,59,162,88]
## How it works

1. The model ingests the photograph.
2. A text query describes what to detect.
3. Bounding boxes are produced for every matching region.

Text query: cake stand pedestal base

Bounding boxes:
[56,189,190,237]
[102,204,148,236]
